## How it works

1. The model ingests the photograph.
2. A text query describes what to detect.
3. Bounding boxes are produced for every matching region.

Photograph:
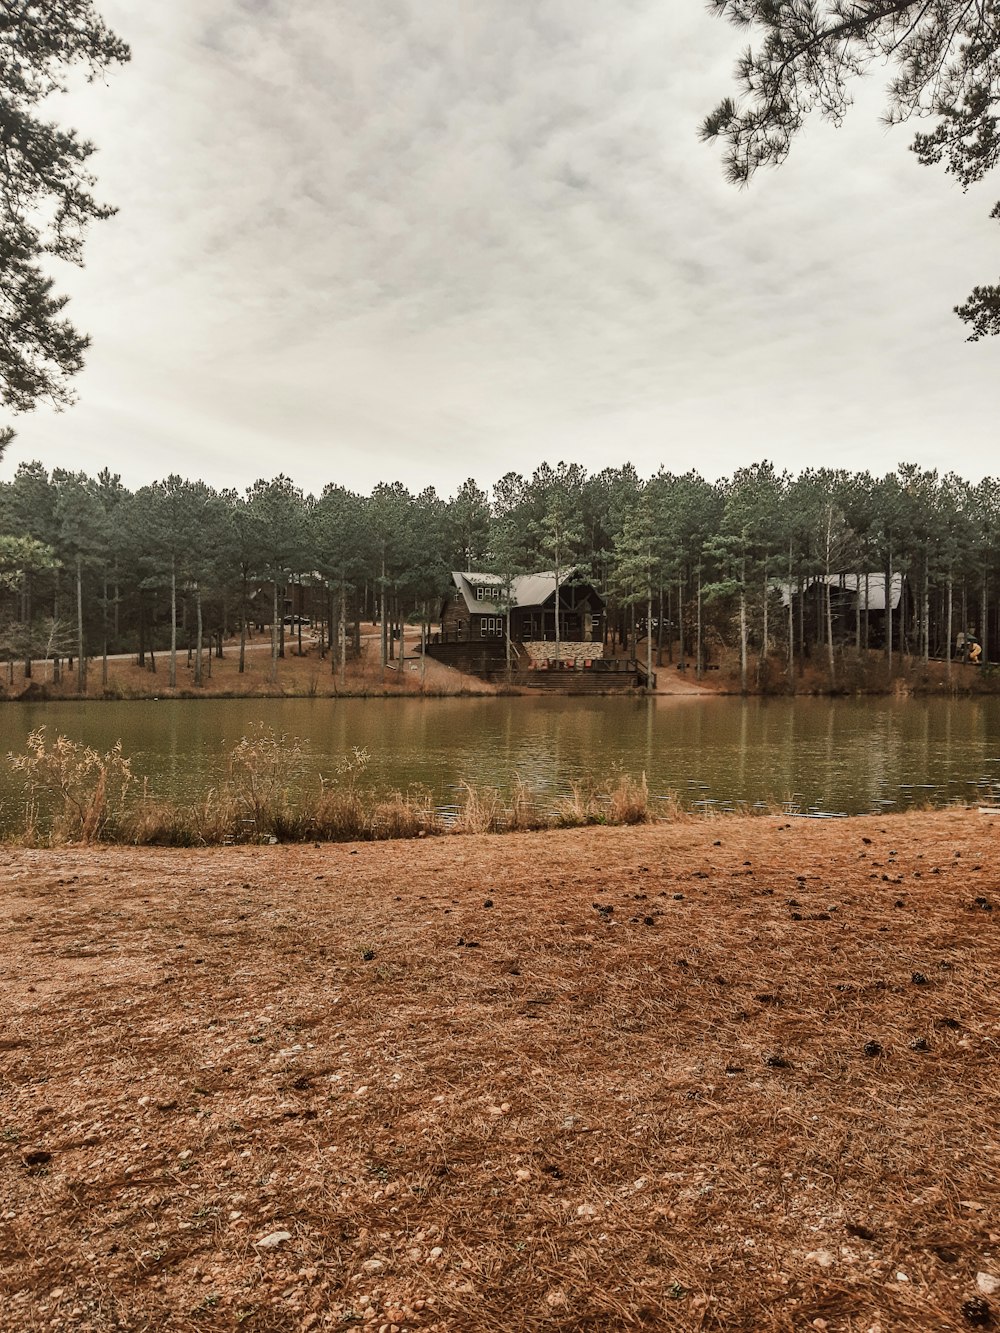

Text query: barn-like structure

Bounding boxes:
[438,569,605,646]
[427,569,650,687]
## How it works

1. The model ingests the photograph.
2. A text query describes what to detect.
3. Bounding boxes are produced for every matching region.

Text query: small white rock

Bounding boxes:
[805,1249,835,1269]
[254,1230,292,1250]
[977,1272,1000,1296]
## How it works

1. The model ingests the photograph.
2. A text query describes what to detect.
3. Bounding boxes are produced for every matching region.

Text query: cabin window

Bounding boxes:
[480,617,503,637]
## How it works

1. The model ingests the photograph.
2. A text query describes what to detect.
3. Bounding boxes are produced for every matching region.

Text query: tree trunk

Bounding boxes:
[76,553,85,695]
[762,573,769,659]
[23,571,31,678]
[194,585,203,687]
[329,588,337,673]
[239,570,247,673]
[339,579,347,688]
[739,557,748,694]
[886,547,893,674]
[554,559,562,661]
[696,564,703,681]
[270,581,279,684]
[946,573,953,685]
[380,555,388,670]
[981,575,988,666]
[787,541,794,683]
[169,557,177,689]
[928,562,938,666]
[677,576,684,665]
[102,570,109,689]
[656,582,664,667]
[646,578,653,689]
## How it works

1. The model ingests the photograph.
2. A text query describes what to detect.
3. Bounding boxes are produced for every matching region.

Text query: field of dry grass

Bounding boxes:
[2,810,999,1332]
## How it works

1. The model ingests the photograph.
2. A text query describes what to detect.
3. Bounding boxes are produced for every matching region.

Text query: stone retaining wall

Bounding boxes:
[522,641,604,664]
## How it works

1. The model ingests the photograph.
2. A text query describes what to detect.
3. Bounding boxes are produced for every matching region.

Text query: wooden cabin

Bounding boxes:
[439,570,606,646]
[780,573,911,648]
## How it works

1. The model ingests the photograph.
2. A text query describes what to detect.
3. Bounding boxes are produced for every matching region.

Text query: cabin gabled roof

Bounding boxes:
[777,573,904,611]
[451,569,602,613]
[451,571,504,612]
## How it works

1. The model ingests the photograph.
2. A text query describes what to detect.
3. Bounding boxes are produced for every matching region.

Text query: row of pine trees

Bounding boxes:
[1,459,998,692]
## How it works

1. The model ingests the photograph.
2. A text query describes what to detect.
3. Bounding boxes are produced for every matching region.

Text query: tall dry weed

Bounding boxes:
[452,782,507,834]
[606,772,651,824]
[8,728,133,843]
[225,724,307,837]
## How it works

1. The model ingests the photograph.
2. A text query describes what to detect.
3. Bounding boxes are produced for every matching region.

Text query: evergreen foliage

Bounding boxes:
[0,3,129,443]
[703,1,1000,335]
[1,459,998,692]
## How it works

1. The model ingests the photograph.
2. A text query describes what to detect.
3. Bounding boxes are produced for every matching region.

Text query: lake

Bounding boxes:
[2,694,1000,827]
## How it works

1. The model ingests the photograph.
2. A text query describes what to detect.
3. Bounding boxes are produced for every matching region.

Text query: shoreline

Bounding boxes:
[3,628,998,703]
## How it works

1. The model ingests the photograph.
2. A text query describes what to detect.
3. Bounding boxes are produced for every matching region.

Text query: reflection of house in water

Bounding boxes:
[780,574,911,648]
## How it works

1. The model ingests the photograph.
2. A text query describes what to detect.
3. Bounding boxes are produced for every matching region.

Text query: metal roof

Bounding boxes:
[451,569,600,613]
[777,574,904,611]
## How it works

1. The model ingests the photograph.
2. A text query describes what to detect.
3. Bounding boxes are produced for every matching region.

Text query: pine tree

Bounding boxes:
[704,2,1000,335]
[0,4,129,444]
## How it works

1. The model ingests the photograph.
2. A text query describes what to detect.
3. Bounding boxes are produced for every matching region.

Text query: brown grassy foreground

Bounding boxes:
[2,811,999,1333]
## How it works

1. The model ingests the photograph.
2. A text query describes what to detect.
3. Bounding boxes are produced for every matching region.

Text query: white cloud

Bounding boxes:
[8,2,999,496]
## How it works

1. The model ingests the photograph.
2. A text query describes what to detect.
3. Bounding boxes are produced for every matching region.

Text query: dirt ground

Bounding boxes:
[1,810,998,1332]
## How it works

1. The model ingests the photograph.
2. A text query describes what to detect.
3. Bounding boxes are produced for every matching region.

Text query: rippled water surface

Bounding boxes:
[3,694,1000,824]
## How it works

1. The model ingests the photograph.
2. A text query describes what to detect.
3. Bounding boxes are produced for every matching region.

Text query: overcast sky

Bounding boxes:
[7,1,999,499]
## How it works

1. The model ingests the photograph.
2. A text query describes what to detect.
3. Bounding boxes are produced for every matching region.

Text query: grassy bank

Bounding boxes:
[6,626,1000,702]
[4,727,661,847]
[0,628,500,702]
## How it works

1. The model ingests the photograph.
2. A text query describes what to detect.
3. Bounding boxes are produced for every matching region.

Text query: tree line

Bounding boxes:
[1,459,999,692]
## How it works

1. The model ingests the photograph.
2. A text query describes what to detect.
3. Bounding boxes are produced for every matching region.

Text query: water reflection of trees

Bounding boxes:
[3,696,1000,825]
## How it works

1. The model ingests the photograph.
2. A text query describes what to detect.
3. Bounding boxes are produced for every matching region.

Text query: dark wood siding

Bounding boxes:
[441,591,470,642]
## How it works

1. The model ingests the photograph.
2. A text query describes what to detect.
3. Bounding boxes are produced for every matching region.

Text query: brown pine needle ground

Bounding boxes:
[1,810,998,1332]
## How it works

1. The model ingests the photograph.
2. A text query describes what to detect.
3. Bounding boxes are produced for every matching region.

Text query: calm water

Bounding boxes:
[2,695,1000,825]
